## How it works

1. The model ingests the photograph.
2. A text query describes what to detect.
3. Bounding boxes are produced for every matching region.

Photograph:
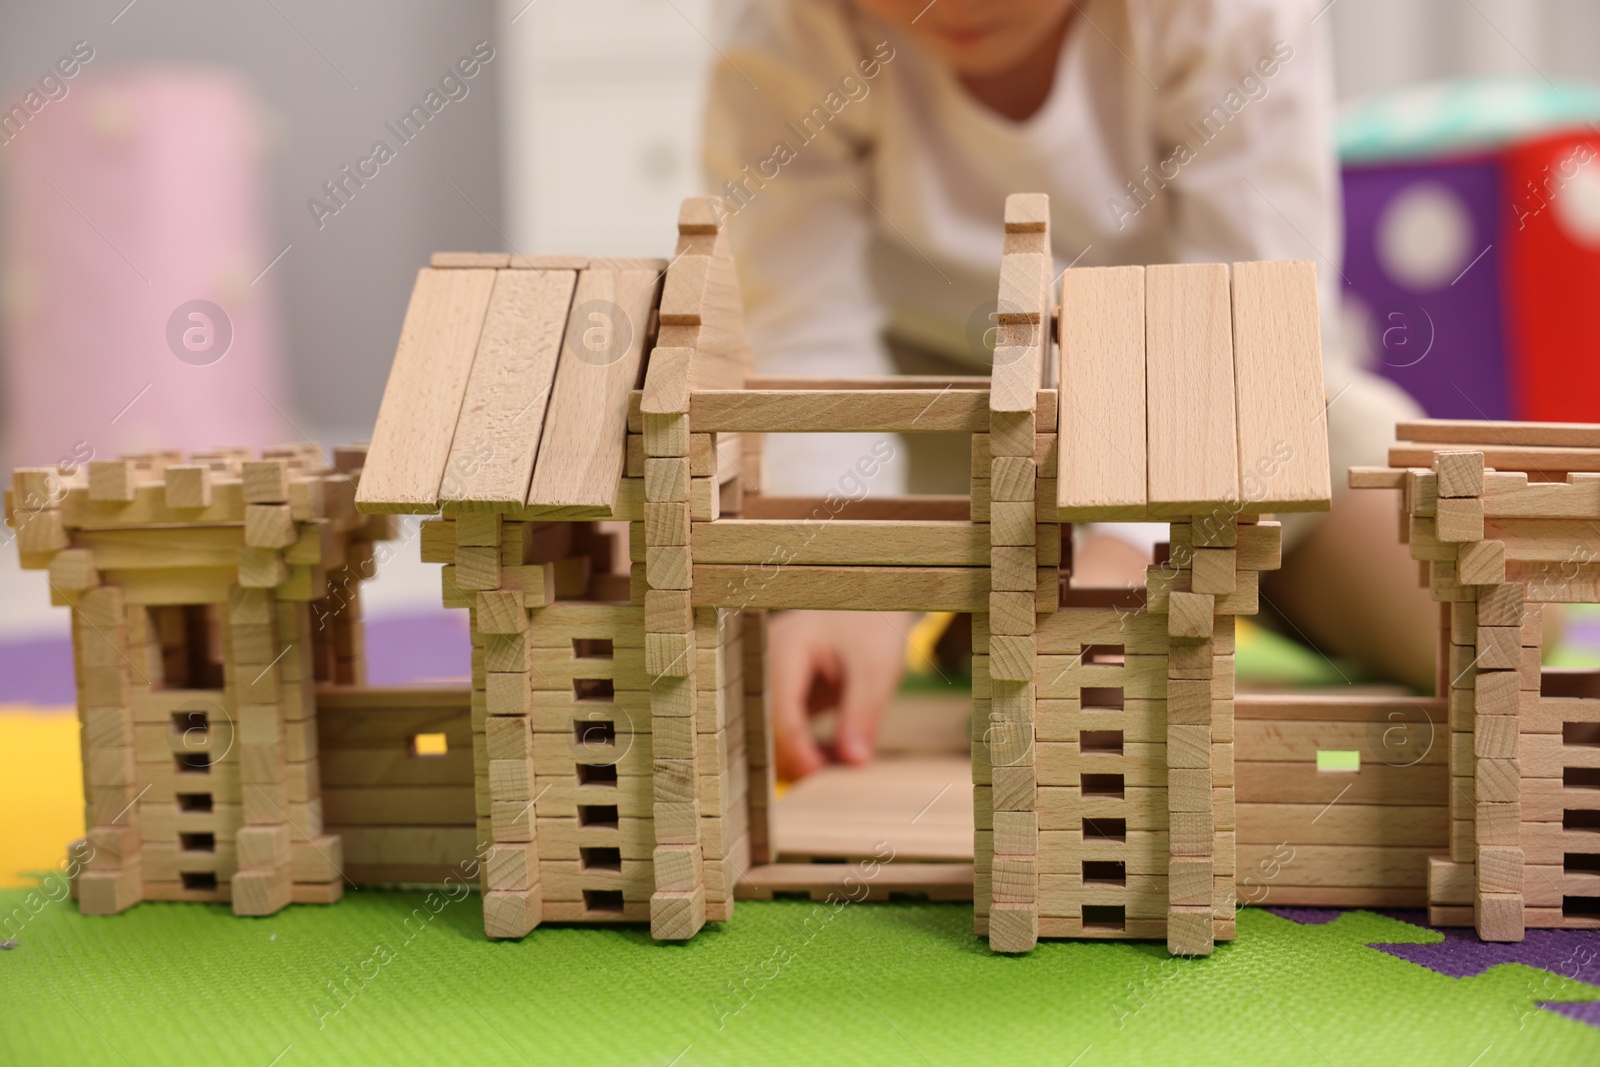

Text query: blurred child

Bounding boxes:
[704,0,1436,780]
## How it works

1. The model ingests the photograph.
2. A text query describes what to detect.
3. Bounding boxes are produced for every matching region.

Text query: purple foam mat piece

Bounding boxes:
[1542,1001,1600,1031]
[1266,906,1345,925]
[0,610,471,706]
[1370,923,1600,987]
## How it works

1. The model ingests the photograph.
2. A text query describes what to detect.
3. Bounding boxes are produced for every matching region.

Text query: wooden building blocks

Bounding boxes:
[39,191,1528,959]
[1352,419,1600,941]
[8,445,389,915]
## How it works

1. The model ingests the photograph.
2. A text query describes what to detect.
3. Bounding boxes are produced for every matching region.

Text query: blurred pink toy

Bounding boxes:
[0,67,291,470]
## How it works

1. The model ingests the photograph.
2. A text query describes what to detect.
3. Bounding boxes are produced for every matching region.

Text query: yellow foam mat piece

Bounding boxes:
[0,707,82,888]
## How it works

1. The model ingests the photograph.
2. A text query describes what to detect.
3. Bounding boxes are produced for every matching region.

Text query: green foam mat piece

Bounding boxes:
[3,891,1598,1065]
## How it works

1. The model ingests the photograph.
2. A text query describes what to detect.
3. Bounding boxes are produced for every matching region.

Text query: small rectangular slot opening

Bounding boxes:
[1081,773,1125,798]
[1083,645,1124,665]
[179,832,215,853]
[1564,722,1600,747]
[180,871,218,891]
[410,732,449,757]
[1081,687,1124,709]
[573,638,614,660]
[1564,853,1600,874]
[1317,750,1361,773]
[1542,671,1600,698]
[580,847,622,873]
[1564,809,1600,832]
[577,763,618,786]
[1082,860,1126,886]
[573,678,615,703]
[574,718,616,747]
[171,710,208,734]
[578,805,620,829]
[1080,730,1124,754]
[1565,767,1600,789]
[1082,817,1127,842]
[583,889,625,914]
[1563,895,1600,920]
[1082,904,1126,931]
[176,792,213,813]
[175,752,212,773]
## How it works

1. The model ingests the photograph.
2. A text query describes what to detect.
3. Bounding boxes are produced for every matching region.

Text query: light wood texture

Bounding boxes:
[1057,266,1147,519]
[526,264,660,508]
[739,496,969,521]
[1398,418,1600,449]
[1348,466,1407,490]
[691,565,988,612]
[744,375,989,391]
[441,269,577,508]
[688,390,990,433]
[431,252,510,268]
[690,520,988,567]
[657,197,751,391]
[1390,441,1600,473]
[1145,263,1239,514]
[1230,260,1331,511]
[737,862,974,901]
[357,268,497,512]
[775,756,972,861]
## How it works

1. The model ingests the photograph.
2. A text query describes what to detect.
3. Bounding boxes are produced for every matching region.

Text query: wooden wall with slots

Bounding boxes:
[13,192,1347,955]
[1355,420,1600,940]
[7,444,388,916]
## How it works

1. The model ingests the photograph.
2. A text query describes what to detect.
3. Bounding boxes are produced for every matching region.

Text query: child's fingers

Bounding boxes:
[834,635,902,766]
[768,641,828,781]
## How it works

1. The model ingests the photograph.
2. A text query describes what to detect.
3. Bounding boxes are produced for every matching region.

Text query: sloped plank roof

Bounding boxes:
[525,263,660,508]
[1056,259,1332,521]
[356,259,663,515]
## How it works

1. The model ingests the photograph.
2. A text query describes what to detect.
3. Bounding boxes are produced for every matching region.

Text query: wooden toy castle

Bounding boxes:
[1353,422,1600,941]
[12,193,1594,956]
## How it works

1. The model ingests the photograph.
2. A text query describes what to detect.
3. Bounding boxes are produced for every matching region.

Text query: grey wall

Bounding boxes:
[0,0,503,441]
[1330,0,1600,98]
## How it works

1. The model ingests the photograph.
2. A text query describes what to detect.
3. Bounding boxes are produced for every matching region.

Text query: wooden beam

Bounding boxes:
[687,389,990,433]
[526,264,660,508]
[1349,466,1407,490]
[744,375,989,391]
[1145,263,1239,515]
[1230,260,1331,512]
[1057,266,1147,519]
[691,564,988,611]
[1389,441,1600,472]
[690,519,988,566]
[440,269,577,509]
[357,268,497,513]
[737,495,969,522]
[1398,419,1600,449]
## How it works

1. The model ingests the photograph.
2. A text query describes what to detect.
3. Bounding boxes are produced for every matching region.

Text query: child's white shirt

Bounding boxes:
[704,0,1413,531]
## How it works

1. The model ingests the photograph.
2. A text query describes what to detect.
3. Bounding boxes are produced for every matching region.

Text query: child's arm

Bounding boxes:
[705,4,908,778]
[1151,1,1341,325]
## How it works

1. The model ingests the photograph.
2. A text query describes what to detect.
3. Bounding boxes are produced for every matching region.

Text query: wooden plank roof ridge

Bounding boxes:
[523,262,663,509]
[1055,257,1332,521]
[439,267,579,510]
[355,267,498,513]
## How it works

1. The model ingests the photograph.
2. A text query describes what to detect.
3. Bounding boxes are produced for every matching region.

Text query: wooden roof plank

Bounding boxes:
[1389,441,1600,472]
[526,264,661,508]
[356,268,497,513]
[1145,263,1239,516]
[1230,260,1332,512]
[1056,266,1148,520]
[439,269,578,510]
[1397,419,1600,449]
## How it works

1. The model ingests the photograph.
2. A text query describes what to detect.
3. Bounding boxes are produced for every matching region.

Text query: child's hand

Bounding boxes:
[767,609,913,781]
